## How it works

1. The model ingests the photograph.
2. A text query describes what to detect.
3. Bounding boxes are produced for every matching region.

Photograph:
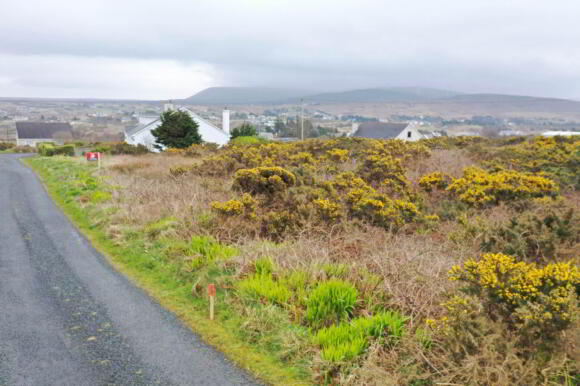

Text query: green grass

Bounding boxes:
[23,156,312,386]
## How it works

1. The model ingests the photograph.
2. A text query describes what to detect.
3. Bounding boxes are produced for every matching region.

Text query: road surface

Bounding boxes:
[0,154,257,386]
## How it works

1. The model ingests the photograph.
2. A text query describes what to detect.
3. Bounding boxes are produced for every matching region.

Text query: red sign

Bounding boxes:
[207,284,216,297]
[86,152,100,161]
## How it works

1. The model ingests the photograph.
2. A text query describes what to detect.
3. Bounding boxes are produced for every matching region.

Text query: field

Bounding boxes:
[26,135,579,385]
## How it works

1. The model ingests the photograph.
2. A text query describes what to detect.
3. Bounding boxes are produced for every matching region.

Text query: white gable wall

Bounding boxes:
[395,126,423,142]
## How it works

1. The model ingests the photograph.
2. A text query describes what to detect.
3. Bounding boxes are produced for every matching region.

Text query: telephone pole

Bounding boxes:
[300,98,304,140]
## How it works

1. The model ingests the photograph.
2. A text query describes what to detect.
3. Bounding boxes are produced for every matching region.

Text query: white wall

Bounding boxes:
[395,126,422,142]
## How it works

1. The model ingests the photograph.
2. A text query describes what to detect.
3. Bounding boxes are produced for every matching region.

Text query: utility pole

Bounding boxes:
[300,98,304,140]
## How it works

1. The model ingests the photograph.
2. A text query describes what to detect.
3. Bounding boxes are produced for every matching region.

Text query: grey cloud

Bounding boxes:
[1,0,579,99]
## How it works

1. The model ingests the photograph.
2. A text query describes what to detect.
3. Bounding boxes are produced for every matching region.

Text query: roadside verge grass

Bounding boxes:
[23,156,311,386]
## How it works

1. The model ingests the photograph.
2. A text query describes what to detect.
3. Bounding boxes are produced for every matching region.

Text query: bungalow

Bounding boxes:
[15,122,73,147]
[350,122,409,139]
[395,124,447,141]
[125,104,231,151]
[350,121,446,141]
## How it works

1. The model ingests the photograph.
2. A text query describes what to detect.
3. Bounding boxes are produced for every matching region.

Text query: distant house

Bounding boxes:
[15,122,73,147]
[350,122,409,139]
[542,131,580,137]
[350,121,446,141]
[395,124,447,141]
[125,104,230,152]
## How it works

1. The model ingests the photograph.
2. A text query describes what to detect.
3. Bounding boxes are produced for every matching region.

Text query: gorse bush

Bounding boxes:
[307,279,358,328]
[233,167,296,195]
[449,253,580,337]
[446,167,559,206]
[481,209,579,262]
[419,171,451,191]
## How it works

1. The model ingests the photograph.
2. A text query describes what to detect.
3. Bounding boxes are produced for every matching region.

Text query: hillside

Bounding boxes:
[302,87,462,103]
[182,87,312,105]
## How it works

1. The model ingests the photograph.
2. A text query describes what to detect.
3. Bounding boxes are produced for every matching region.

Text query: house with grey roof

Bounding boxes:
[125,104,230,151]
[350,122,409,139]
[395,124,447,141]
[15,122,73,147]
[350,121,447,141]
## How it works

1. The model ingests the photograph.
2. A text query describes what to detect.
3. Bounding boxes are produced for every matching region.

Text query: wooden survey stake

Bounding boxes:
[208,284,216,320]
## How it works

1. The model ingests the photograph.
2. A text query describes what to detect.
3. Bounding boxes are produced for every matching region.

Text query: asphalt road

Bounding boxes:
[0,154,257,386]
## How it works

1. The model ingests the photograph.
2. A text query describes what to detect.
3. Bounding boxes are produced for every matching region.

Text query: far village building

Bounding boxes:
[15,122,73,147]
[350,121,447,141]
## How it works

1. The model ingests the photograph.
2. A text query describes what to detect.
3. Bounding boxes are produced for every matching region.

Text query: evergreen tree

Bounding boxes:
[230,122,257,139]
[151,110,202,149]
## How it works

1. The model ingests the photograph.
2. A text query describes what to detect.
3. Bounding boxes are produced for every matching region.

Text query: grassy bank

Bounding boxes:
[24,156,312,385]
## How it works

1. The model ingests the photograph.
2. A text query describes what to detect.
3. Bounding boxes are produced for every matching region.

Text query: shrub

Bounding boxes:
[38,143,75,156]
[230,136,268,146]
[481,209,579,262]
[108,142,149,155]
[0,142,15,151]
[211,193,257,218]
[233,167,296,195]
[326,148,349,163]
[314,311,407,362]
[306,279,358,328]
[419,171,451,191]
[449,253,580,337]
[230,122,257,139]
[347,190,420,229]
[53,144,75,156]
[447,167,559,206]
[313,198,342,221]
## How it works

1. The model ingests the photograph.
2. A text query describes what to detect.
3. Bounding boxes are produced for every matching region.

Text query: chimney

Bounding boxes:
[163,100,174,112]
[222,107,230,134]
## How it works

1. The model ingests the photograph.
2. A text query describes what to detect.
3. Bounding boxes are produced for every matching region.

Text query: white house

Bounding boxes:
[395,123,447,142]
[350,121,446,141]
[541,131,580,137]
[125,104,231,151]
[15,121,73,147]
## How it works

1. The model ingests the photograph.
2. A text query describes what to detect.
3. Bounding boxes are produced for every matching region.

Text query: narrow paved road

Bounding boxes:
[0,154,257,386]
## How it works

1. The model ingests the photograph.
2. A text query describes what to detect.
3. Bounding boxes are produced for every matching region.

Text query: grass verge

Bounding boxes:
[23,156,311,386]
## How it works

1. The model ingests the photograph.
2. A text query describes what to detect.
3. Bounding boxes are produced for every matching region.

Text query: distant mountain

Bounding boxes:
[302,87,463,103]
[442,94,580,114]
[182,87,313,105]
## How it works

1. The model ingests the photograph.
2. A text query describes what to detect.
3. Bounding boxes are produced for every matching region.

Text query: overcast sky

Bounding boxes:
[1,0,579,100]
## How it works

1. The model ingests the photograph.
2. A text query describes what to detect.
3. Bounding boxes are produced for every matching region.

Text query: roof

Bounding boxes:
[352,122,408,139]
[124,117,160,137]
[15,122,72,139]
[125,107,224,138]
[417,129,447,138]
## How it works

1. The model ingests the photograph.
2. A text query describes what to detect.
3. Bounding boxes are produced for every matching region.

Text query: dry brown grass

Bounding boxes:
[102,154,231,229]
[89,151,578,385]
[407,148,476,183]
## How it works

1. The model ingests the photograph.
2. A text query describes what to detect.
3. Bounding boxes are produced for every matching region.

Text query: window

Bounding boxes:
[407,131,412,138]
